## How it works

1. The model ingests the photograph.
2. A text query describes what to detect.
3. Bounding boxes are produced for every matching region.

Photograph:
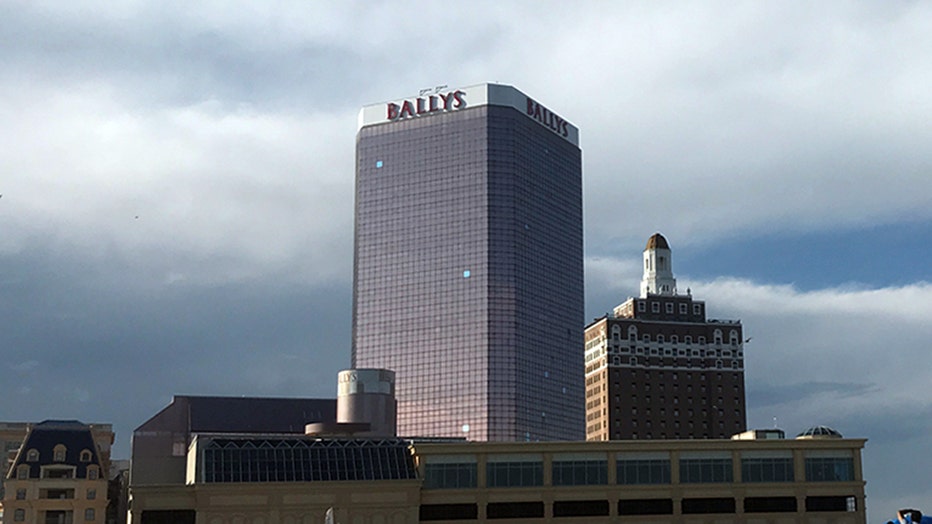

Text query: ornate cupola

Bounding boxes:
[640,233,677,297]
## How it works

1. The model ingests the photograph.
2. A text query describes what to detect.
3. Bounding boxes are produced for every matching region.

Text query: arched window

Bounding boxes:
[730,330,739,345]
[53,444,66,462]
[80,449,92,462]
[713,329,723,345]
[26,449,39,461]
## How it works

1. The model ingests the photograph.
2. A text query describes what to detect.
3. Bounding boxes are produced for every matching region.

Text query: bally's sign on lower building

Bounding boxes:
[357,83,579,147]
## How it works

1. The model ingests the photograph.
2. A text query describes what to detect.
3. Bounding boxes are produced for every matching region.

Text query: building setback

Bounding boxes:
[585,234,747,440]
[353,84,585,441]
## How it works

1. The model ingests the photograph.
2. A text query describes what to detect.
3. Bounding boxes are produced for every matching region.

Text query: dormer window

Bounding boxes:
[17,464,30,479]
[80,449,92,462]
[53,444,67,462]
[86,465,99,480]
[26,449,39,461]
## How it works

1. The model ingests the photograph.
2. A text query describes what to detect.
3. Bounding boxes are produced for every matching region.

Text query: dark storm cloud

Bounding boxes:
[0,243,350,454]
[749,381,879,409]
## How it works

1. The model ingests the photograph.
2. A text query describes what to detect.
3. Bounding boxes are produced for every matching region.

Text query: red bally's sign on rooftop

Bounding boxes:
[387,91,466,120]
[385,86,570,140]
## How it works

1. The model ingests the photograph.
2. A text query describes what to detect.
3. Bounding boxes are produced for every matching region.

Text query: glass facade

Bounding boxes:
[201,438,417,483]
[353,88,584,441]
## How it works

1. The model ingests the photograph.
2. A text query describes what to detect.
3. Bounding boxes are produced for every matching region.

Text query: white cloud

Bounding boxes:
[0,81,355,285]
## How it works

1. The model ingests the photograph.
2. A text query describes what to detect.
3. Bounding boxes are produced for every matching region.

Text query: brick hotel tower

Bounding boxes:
[585,234,747,440]
[353,84,584,441]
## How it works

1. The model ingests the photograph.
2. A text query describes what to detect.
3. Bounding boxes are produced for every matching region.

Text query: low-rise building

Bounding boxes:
[130,427,866,523]
[2,420,112,524]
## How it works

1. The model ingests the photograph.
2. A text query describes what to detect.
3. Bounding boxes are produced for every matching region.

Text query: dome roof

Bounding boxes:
[645,233,670,250]
[795,425,843,439]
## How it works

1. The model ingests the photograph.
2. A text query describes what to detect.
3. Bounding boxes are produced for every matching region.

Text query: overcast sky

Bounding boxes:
[1,1,930,520]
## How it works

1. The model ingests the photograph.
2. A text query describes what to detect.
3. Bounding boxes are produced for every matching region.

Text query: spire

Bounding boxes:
[640,233,676,297]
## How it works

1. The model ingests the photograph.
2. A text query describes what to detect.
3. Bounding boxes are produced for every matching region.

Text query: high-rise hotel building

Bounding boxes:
[352,84,584,441]
[585,234,747,440]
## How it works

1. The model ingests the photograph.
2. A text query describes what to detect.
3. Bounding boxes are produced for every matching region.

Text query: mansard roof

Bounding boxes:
[7,420,102,479]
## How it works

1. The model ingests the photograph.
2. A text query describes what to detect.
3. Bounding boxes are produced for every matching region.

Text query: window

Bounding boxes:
[53,444,66,462]
[553,500,610,517]
[42,467,75,479]
[637,301,645,312]
[85,508,96,521]
[552,460,607,486]
[14,509,25,522]
[487,502,544,519]
[80,449,92,462]
[806,496,856,512]
[805,457,854,481]
[420,504,478,521]
[742,458,794,482]
[679,303,687,314]
[651,302,660,313]
[26,449,39,461]
[87,489,97,500]
[17,464,29,479]
[680,458,733,483]
[617,459,671,484]
[87,466,99,480]
[682,498,736,514]
[665,303,674,313]
[745,497,797,513]
[486,461,543,487]
[693,304,702,315]
[16,488,26,500]
[618,498,673,515]
[424,463,477,489]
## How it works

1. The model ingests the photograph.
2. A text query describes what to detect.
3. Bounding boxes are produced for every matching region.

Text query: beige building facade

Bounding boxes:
[129,434,866,524]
